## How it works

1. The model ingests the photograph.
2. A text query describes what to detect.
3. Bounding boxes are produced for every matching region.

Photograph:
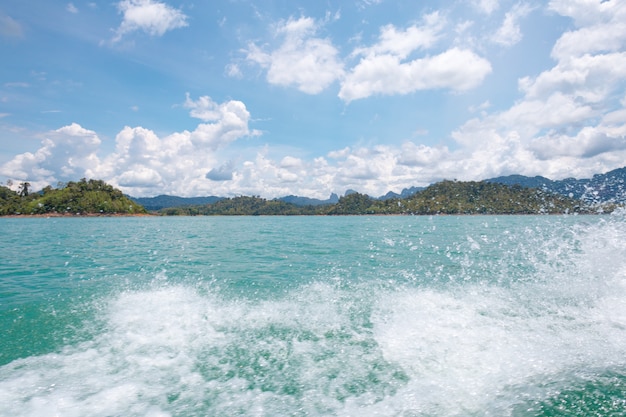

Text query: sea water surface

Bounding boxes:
[1,214,626,416]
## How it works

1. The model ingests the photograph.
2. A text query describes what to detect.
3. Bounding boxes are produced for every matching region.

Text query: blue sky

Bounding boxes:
[1,0,625,198]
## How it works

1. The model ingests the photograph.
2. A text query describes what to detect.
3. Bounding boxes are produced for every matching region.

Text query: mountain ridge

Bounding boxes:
[486,166,626,205]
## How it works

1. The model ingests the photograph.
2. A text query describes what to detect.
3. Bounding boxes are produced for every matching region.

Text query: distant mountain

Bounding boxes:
[130,166,626,211]
[277,193,339,206]
[485,175,553,189]
[379,186,425,200]
[487,166,626,204]
[131,195,223,211]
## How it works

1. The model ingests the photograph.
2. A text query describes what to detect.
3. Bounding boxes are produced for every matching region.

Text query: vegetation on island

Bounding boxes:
[0,178,147,216]
[158,180,603,216]
[1,178,614,217]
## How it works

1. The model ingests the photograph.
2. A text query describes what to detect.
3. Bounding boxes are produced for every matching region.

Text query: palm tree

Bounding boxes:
[19,182,30,197]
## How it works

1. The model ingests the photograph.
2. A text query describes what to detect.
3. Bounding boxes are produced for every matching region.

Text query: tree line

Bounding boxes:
[1,178,614,217]
[160,180,607,216]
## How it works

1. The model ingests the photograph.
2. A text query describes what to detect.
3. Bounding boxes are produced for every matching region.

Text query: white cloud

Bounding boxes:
[245,16,344,94]
[468,100,491,114]
[351,13,445,59]
[0,96,261,197]
[549,1,626,61]
[358,0,384,9]
[444,1,626,181]
[280,156,303,168]
[327,147,351,159]
[206,162,234,181]
[225,63,242,79]
[397,142,450,168]
[67,3,79,14]
[117,166,162,187]
[96,96,260,194]
[339,13,491,102]
[519,53,626,103]
[244,11,492,102]
[0,123,101,185]
[339,47,492,102]
[491,3,533,47]
[473,0,500,15]
[183,94,261,149]
[112,0,188,42]
[530,126,626,160]
[3,3,626,199]
[184,94,225,122]
[548,0,617,27]
[113,126,161,166]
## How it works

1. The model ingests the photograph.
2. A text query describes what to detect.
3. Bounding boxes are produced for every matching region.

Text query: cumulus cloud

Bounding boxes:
[206,163,234,181]
[112,0,188,42]
[351,13,445,58]
[548,0,617,27]
[0,123,101,189]
[491,3,533,47]
[530,127,626,160]
[245,16,344,94]
[397,142,450,167]
[549,0,626,61]
[339,13,492,102]
[3,3,626,198]
[97,95,259,194]
[0,96,260,197]
[117,166,162,187]
[2,119,536,198]
[242,11,491,102]
[183,94,261,149]
[446,0,626,180]
[339,47,492,102]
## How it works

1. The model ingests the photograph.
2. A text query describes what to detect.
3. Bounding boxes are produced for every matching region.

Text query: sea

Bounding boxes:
[1,214,626,416]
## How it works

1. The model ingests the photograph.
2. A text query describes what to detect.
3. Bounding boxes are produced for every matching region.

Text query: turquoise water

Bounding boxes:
[1,214,626,416]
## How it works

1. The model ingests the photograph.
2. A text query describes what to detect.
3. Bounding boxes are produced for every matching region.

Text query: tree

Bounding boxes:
[19,182,30,197]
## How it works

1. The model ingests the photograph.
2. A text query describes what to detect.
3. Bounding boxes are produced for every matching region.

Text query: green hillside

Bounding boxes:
[158,180,600,216]
[0,179,147,216]
[1,178,608,217]
[400,180,585,215]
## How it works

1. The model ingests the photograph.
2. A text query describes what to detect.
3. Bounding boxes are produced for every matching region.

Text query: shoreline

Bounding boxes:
[1,212,154,218]
[1,212,601,218]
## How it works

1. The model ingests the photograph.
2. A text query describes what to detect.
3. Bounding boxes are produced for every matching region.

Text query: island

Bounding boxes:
[1,178,619,217]
[155,181,605,216]
[0,178,147,216]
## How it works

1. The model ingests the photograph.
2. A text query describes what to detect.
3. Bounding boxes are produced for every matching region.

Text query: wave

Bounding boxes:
[1,215,626,416]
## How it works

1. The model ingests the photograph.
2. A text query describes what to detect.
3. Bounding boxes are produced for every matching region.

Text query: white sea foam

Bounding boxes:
[1,216,626,416]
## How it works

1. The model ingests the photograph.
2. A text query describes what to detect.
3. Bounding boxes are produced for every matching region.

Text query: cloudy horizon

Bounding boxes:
[1,0,626,198]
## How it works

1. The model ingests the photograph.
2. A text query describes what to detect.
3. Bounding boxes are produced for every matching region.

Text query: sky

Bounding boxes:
[1,0,625,198]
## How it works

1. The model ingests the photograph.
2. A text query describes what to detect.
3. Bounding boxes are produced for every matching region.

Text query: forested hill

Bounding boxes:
[1,178,616,217]
[159,180,603,216]
[0,179,147,216]
[130,194,223,211]
[487,166,626,204]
